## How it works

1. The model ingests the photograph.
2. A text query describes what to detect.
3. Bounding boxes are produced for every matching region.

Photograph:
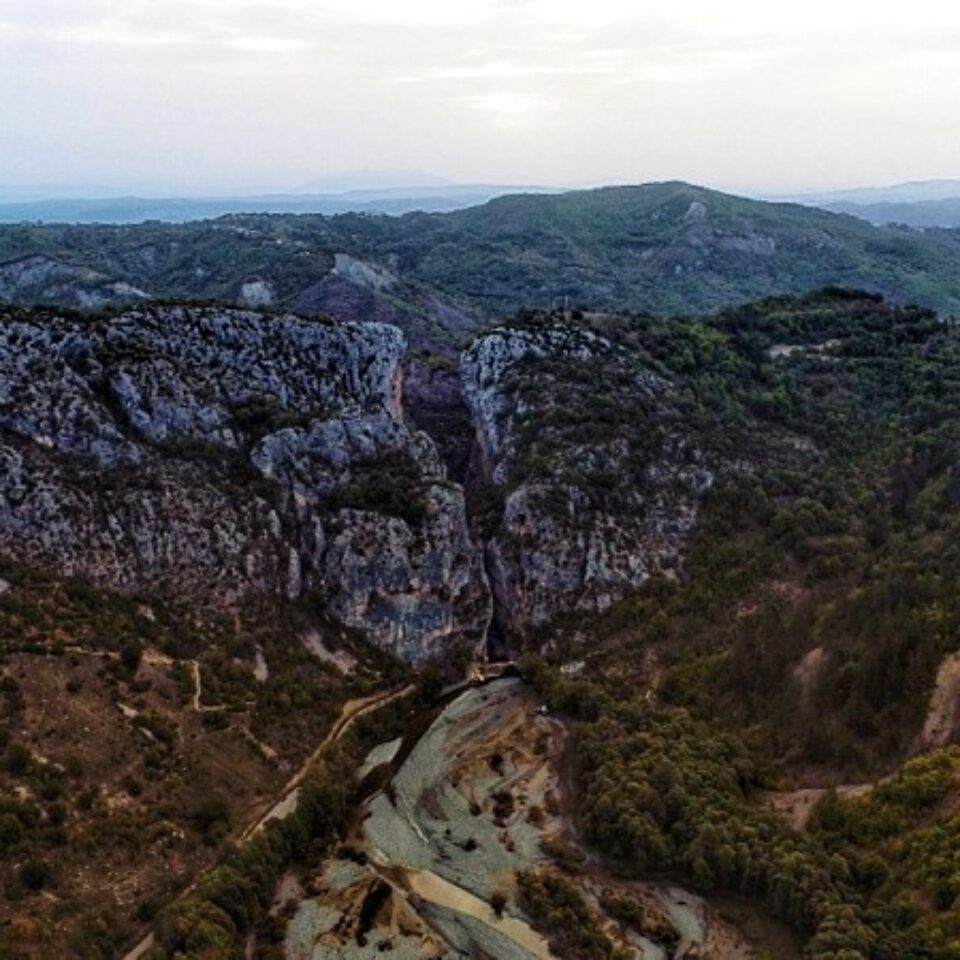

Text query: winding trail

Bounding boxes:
[241,683,415,841]
[765,648,960,832]
[141,650,229,714]
[120,681,414,960]
[764,783,877,831]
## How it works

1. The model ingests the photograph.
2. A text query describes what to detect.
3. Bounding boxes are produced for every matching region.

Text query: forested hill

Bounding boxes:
[2,182,960,349]
[354,182,960,316]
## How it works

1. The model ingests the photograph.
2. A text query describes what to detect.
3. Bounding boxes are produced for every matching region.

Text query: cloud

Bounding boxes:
[667,0,960,35]
[54,19,200,47]
[468,92,541,116]
[393,24,779,92]
[29,12,311,57]
[396,61,581,83]
[506,0,641,28]
[223,35,310,54]
[304,0,503,25]
[1,0,959,192]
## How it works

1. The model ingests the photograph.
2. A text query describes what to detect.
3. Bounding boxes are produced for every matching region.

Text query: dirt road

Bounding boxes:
[120,681,414,960]
[241,683,415,840]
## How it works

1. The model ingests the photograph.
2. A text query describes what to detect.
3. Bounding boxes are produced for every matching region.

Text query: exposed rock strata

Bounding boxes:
[462,323,713,633]
[0,255,150,310]
[0,305,488,662]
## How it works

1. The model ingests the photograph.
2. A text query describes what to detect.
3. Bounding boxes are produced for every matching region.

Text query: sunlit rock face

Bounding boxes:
[462,322,713,633]
[0,304,488,662]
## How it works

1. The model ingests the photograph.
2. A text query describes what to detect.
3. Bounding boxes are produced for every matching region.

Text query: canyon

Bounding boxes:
[0,302,710,666]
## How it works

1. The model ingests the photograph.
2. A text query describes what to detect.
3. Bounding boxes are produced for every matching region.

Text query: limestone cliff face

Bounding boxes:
[251,410,487,661]
[462,322,714,633]
[0,305,488,662]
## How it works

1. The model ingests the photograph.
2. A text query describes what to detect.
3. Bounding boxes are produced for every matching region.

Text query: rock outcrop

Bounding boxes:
[462,321,713,633]
[0,305,488,662]
[0,255,150,310]
[292,252,481,354]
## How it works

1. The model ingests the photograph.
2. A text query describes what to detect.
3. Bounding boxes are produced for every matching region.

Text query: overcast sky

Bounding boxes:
[1,0,958,195]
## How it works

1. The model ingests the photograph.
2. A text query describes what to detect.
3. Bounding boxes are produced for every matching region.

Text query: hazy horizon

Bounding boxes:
[4,169,960,204]
[2,1,959,197]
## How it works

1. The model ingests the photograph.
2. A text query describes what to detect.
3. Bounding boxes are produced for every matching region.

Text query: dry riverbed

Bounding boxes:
[284,678,773,959]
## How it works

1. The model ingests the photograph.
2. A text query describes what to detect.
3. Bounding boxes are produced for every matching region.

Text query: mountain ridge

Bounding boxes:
[4,289,960,955]
[1,182,960,361]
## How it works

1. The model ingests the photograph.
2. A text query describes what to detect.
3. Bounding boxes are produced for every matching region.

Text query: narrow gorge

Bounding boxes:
[0,299,719,670]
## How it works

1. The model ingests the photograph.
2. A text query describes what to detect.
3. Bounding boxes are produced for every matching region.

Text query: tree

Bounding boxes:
[20,859,52,891]
[120,639,143,673]
[0,813,23,851]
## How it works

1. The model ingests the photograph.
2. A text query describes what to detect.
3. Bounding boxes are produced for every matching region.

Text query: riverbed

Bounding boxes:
[282,678,781,959]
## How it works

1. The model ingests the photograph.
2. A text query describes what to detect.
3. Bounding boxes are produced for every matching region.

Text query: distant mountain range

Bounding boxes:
[785,179,960,206]
[820,197,960,228]
[296,168,454,192]
[0,182,562,225]
[784,179,960,228]
[3,182,960,346]
[6,175,960,227]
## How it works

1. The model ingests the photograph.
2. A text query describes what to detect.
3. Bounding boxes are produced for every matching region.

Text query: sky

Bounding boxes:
[0,0,959,195]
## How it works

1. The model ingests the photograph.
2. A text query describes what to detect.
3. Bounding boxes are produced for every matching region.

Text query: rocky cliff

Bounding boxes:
[0,304,488,662]
[0,255,150,311]
[462,320,714,633]
[0,300,734,659]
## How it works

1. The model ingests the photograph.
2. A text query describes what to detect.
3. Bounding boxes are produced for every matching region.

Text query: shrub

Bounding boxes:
[19,859,52,891]
[5,743,31,776]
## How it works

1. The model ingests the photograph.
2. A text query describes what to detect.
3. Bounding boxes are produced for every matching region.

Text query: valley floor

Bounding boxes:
[279,678,799,959]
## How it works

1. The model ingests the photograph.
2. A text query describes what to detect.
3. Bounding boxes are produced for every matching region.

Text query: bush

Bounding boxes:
[329,452,428,528]
[19,858,51,891]
[5,743,31,776]
[187,796,231,845]
[0,813,23,851]
[120,640,143,673]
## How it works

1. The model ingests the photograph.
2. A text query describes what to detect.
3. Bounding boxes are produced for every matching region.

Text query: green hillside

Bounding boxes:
[2,184,960,346]
[357,182,960,316]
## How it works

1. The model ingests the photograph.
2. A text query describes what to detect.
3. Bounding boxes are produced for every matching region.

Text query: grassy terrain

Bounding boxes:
[0,561,401,957]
